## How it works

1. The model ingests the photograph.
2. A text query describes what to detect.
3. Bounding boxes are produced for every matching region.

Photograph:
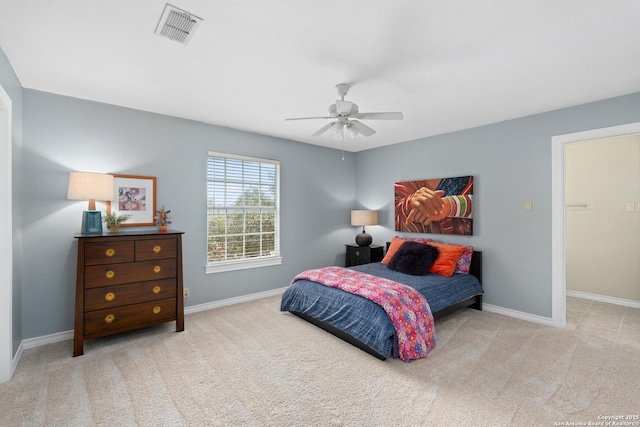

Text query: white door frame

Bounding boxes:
[551,121,640,328]
[0,83,13,383]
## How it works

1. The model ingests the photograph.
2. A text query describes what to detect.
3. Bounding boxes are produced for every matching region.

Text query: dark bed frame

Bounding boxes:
[290,250,483,360]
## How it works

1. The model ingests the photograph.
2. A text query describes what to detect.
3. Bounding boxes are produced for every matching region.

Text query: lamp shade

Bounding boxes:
[351,210,377,246]
[67,172,114,209]
[351,210,378,226]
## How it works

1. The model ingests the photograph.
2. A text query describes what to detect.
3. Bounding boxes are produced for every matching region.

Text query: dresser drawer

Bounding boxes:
[84,241,135,265]
[84,259,177,288]
[84,298,177,335]
[84,278,177,311]
[136,238,177,261]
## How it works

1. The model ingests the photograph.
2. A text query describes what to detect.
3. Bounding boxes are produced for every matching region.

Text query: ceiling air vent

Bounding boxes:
[154,4,203,45]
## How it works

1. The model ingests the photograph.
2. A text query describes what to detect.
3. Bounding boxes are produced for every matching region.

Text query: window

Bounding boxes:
[206,152,281,273]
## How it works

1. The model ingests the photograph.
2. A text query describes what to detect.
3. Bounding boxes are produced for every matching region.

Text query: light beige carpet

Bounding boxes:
[1,295,638,426]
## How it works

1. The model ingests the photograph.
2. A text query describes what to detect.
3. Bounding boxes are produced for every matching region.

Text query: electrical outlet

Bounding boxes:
[183,288,190,298]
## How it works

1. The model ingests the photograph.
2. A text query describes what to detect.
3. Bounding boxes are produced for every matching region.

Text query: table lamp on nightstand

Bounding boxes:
[351,209,378,246]
[67,172,114,234]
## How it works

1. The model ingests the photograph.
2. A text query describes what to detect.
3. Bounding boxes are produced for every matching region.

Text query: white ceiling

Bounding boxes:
[1,0,640,152]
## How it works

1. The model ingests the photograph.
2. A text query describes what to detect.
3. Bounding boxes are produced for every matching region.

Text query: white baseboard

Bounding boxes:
[11,340,23,380]
[18,287,290,354]
[22,329,73,350]
[567,290,640,309]
[184,287,287,315]
[483,304,554,327]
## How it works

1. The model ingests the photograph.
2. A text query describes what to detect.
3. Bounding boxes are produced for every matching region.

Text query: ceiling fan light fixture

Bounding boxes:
[331,122,345,140]
[346,122,359,138]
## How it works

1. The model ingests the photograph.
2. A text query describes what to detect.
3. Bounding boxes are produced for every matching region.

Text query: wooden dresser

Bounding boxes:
[73,230,185,356]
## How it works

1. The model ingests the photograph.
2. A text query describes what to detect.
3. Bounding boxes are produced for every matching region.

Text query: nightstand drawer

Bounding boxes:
[84,298,177,335]
[84,259,177,288]
[84,279,177,311]
[84,241,135,265]
[136,238,177,261]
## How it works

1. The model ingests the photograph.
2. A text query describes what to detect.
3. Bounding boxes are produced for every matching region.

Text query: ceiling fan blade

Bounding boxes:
[285,116,332,121]
[356,112,404,120]
[349,120,376,137]
[311,122,336,137]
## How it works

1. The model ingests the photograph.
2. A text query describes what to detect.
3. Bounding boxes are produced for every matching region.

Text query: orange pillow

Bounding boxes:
[381,237,406,264]
[428,242,466,277]
[381,236,433,264]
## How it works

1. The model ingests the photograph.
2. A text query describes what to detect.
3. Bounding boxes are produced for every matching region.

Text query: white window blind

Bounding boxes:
[206,152,281,273]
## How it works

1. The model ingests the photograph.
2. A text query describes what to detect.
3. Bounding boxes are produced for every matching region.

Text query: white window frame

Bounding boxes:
[206,151,282,273]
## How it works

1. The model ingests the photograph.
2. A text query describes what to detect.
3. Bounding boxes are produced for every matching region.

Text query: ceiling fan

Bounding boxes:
[285,83,403,139]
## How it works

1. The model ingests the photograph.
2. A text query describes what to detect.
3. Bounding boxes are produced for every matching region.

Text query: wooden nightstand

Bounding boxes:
[73,230,184,356]
[345,244,384,267]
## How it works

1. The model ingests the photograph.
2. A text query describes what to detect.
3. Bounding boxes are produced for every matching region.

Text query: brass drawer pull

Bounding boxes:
[106,270,115,279]
[105,292,115,302]
[153,245,162,253]
[153,285,161,294]
[153,265,161,273]
[105,248,115,257]
[105,314,115,323]
[153,306,161,314]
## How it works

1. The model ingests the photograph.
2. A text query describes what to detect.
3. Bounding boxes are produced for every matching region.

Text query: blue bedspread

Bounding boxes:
[280,263,483,359]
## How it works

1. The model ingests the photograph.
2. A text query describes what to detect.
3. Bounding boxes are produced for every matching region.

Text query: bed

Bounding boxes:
[280,241,483,361]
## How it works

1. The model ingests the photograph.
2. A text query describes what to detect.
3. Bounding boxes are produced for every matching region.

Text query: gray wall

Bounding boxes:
[0,47,24,355]
[21,89,356,339]
[356,93,640,317]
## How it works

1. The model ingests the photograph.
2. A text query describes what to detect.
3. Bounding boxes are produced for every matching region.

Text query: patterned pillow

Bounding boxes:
[455,245,474,274]
[387,241,440,276]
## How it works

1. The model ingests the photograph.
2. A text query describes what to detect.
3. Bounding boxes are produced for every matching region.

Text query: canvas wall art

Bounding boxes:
[395,176,473,235]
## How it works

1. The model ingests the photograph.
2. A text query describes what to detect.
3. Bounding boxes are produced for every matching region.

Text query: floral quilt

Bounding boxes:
[291,266,435,361]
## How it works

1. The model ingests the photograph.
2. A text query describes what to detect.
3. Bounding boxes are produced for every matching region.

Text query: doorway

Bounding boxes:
[551,122,640,328]
[566,135,640,303]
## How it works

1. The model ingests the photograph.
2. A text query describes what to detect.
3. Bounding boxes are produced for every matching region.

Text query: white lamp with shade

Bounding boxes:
[67,172,114,234]
[351,210,378,246]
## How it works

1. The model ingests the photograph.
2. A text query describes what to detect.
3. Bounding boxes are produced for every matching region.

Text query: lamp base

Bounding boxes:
[355,232,372,247]
[81,211,103,234]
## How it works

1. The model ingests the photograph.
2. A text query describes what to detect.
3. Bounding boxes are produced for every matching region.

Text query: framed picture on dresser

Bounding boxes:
[107,174,157,226]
